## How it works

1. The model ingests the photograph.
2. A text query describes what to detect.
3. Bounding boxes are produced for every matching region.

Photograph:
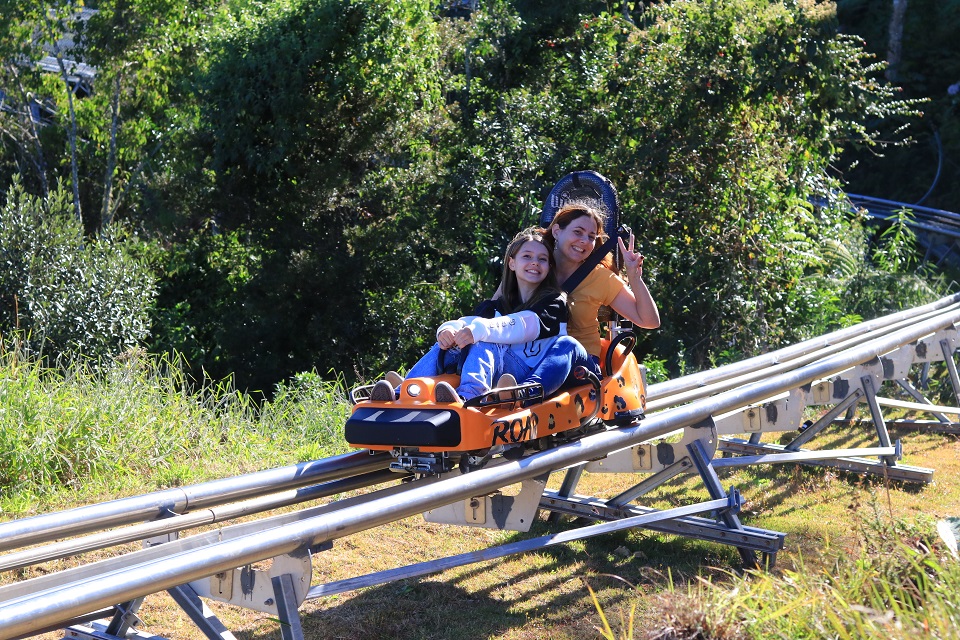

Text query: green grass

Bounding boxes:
[0,343,351,516]
[627,520,960,639]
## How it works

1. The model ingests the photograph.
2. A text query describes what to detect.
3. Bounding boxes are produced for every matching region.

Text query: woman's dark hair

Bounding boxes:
[498,227,562,313]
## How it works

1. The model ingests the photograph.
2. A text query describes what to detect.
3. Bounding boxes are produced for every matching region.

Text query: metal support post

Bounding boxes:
[940,338,960,404]
[604,457,693,508]
[919,361,931,389]
[896,378,952,423]
[166,584,238,640]
[843,404,857,422]
[546,463,585,523]
[860,375,897,466]
[786,389,863,451]
[272,574,305,640]
[687,439,758,569]
[103,598,145,638]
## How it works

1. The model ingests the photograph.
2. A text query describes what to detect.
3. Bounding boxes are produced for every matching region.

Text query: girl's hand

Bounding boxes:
[437,327,458,350]
[618,233,644,278]
[453,326,476,348]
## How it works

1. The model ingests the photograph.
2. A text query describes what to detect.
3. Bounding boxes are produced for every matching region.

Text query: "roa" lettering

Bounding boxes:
[491,414,539,445]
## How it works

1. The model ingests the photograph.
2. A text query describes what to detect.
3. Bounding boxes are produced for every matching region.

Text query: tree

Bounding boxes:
[151,0,462,390]
[0,0,214,233]
[0,1,61,200]
[2,0,932,388]
[447,0,925,371]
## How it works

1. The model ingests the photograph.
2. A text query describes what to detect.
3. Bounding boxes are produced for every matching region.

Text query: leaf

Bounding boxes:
[936,518,960,560]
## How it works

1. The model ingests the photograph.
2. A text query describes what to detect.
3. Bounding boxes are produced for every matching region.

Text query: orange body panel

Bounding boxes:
[345,338,646,455]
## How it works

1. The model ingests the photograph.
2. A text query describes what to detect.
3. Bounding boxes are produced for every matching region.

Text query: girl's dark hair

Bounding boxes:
[498,227,562,313]
[542,202,615,271]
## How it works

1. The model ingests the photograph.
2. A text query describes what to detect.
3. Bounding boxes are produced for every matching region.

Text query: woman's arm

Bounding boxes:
[610,234,661,329]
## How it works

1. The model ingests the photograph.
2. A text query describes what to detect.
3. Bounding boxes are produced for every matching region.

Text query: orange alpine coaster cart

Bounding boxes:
[346,171,648,474]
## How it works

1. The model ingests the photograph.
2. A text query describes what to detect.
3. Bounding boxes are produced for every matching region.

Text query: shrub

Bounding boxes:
[0,178,156,361]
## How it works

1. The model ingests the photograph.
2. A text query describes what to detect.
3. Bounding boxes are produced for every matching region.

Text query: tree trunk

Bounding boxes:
[54,52,84,229]
[4,63,49,196]
[886,0,908,83]
[101,73,122,230]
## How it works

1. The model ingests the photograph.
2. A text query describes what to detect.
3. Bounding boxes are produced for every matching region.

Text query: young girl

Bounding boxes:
[371,227,588,402]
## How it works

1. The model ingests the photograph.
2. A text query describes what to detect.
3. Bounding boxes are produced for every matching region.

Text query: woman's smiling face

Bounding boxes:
[552,214,599,264]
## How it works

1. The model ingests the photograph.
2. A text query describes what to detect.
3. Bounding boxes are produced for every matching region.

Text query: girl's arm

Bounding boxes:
[436,318,468,337]
[465,294,567,345]
[464,310,542,344]
[610,234,661,329]
[441,298,503,348]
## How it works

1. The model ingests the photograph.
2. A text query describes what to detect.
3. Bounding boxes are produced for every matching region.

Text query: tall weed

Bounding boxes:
[599,506,960,639]
[0,342,350,514]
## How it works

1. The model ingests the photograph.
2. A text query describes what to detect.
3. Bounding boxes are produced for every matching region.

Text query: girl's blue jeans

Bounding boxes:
[406,336,591,401]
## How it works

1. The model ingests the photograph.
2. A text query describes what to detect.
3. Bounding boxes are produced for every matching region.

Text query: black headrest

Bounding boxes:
[539,170,621,241]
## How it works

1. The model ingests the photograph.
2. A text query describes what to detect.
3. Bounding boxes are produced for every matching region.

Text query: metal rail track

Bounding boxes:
[1,295,959,639]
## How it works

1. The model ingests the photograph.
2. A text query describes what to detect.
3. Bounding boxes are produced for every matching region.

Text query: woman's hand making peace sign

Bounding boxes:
[608,230,660,330]
[618,232,644,278]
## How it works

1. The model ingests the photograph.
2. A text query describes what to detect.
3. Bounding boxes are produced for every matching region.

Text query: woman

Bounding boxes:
[542,202,660,375]
[372,227,589,402]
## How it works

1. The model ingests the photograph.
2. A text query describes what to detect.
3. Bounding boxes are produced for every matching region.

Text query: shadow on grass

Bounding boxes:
[231,518,743,640]
[229,424,955,640]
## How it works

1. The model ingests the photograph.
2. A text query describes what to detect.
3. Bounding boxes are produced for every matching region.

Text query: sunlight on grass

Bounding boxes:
[0,342,350,516]
[586,511,960,640]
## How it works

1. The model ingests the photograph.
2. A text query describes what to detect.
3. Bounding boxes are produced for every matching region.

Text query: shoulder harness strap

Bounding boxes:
[561,224,631,294]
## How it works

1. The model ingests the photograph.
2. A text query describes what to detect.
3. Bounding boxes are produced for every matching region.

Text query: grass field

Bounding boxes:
[1,350,959,639]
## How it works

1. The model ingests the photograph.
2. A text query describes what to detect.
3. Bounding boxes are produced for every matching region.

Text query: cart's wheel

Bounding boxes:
[459,450,492,474]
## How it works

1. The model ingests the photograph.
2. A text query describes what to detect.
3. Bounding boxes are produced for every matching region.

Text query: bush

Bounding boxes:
[0,178,156,361]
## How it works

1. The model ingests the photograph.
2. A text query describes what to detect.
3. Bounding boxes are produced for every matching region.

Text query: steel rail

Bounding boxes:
[850,193,960,225]
[867,213,960,242]
[0,306,957,638]
[646,292,960,402]
[0,469,398,573]
[0,450,391,553]
[646,310,951,412]
[0,471,446,603]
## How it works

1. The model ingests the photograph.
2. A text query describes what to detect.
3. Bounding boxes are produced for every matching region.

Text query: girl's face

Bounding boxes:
[552,214,599,264]
[508,240,550,287]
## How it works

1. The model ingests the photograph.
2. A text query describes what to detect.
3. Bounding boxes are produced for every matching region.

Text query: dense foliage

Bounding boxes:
[159,0,472,391]
[0,0,951,392]
[0,0,213,234]
[0,179,155,361]
[837,0,960,210]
